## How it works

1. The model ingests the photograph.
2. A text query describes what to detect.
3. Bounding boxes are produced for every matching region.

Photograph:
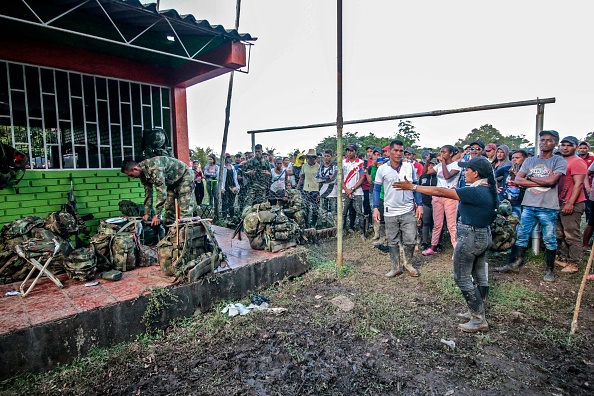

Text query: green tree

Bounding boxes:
[395,120,421,151]
[582,132,594,148]
[456,124,505,146]
[455,124,530,150]
[189,146,215,167]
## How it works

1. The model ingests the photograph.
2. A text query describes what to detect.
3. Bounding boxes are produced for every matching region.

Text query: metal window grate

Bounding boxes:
[0,60,171,169]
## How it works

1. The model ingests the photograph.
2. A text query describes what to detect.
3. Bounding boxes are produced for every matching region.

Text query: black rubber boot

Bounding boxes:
[494,245,526,273]
[457,285,489,320]
[402,244,419,277]
[544,249,556,282]
[385,246,403,278]
[458,288,488,333]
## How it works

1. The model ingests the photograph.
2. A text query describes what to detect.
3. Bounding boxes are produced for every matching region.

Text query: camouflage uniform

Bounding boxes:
[139,156,195,223]
[242,156,271,209]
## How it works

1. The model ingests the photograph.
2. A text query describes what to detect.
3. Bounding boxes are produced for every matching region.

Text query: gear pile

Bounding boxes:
[242,202,303,253]
[490,199,520,252]
[0,213,94,284]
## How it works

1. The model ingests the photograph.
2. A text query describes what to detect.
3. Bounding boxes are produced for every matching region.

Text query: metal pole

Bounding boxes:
[216,0,241,221]
[247,97,556,135]
[336,0,344,273]
[531,102,545,254]
[251,132,255,154]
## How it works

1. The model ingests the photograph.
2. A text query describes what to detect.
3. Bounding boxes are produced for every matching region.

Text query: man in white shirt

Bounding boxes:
[373,140,423,277]
[342,143,366,239]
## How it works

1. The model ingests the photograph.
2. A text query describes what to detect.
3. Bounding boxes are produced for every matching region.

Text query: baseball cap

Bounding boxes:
[346,143,357,152]
[469,140,485,149]
[560,136,579,146]
[457,156,493,178]
[373,146,382,154]
[404,147,415,155]
[463,145,470,150]
[579,141,591,147]
[383,145,390,152]
[539,130,560,140]
[366,144,374,150]
[485,143,497,152]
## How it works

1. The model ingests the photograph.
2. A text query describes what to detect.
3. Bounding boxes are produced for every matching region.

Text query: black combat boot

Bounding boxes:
[494,245,526,273]
[402,244,419,277]
[458,288,489,333]
[385,246,404,278]
[544,249,556,282]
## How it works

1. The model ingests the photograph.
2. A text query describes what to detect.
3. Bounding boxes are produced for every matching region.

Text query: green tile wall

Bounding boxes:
[0,170,144,231]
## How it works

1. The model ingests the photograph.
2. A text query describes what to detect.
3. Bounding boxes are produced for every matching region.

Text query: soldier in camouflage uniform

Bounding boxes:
[242,144,272,210]
[122,157,195,225]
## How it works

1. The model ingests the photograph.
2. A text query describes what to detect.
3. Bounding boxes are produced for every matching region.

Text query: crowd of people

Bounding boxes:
[186,132,593,332]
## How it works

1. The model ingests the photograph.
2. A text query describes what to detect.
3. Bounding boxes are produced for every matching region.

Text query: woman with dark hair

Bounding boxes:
[203,154,219,207]
[420,145,461,256]
[394,156,498,332]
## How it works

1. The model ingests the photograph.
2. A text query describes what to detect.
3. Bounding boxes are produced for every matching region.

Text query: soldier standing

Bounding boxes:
[121,156,195,225]
[243,144,272,209]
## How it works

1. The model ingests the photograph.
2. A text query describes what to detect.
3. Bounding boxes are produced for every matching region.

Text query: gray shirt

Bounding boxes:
[519,155,567,210]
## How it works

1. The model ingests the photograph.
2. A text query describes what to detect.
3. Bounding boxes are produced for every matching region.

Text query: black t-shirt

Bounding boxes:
[419,173,437,206]
[455,186,496,228]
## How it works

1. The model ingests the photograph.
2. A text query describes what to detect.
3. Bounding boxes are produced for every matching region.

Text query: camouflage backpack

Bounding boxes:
[111,232,137,272]
[490,200,519,252]
[89,233,113,270]
[137,245,158,267]
[64,248,96,281]
[1,216,45,239]
[44,211,78,238]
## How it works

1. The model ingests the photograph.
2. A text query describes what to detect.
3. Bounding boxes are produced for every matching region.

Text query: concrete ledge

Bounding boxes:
[0,248,309,379]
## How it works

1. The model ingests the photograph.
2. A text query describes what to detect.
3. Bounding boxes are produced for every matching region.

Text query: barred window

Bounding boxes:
[0,61,171,169]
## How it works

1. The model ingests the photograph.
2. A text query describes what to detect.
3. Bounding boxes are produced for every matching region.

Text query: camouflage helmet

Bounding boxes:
[45,211,78,238]
[144,128,167,148]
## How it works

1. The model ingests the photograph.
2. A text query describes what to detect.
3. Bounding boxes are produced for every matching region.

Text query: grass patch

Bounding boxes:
[423,271,460,302]
[490,279,549,320]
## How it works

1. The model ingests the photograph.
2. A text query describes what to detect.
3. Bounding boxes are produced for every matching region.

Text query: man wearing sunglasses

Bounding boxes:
[458,140,485,187]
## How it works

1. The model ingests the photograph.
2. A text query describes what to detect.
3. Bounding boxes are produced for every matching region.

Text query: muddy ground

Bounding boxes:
[2,236,594,395]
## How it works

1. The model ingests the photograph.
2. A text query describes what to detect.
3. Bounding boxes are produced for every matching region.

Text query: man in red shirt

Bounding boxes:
[578,141,594,229]
[556,136,587,273]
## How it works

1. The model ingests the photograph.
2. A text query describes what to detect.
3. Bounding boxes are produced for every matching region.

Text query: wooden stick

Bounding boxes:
[570,239,594,334]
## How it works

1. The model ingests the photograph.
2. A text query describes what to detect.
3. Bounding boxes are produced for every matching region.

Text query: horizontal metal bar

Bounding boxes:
[247,97,556,134]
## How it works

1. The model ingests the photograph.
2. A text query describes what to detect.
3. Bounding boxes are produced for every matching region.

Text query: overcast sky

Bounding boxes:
[159,0,593,158]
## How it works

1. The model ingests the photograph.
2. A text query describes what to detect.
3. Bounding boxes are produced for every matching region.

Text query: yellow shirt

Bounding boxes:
[302,162,320,192]
[294,152,305,167]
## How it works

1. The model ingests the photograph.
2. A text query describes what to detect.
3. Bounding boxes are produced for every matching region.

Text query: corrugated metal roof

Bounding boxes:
[1,0,255,70]
[110,0,256,42]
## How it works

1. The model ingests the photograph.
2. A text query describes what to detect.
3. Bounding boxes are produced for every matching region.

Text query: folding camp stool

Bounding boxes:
[199,204,214,219]
[15,239,64,297]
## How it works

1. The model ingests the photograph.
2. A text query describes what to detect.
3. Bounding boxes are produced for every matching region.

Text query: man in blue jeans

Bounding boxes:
[495,130,567,282]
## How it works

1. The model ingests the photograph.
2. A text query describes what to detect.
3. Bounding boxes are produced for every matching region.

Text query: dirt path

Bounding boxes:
[2,237,594,395]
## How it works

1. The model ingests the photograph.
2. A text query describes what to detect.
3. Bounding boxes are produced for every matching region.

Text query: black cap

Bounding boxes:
[560,135,579,146]
[468,140,485,149]
[366,144,374,150]
[346,143,358,152]
[373,146,382,154]
[404,147,415,155]
[458,156,492,178]
[539,130,560,140]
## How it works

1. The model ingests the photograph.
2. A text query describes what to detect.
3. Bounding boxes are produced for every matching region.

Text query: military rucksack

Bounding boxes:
[1,216,45,239]
[0,143,28,190]
[44,211,78,238]
[490,200,519,252]
[64,248,96,281]
[118,200,145,217]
